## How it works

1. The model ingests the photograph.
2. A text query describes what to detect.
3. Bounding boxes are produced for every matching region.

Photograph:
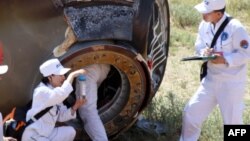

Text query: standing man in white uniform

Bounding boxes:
[180,0,250,141]
[22,58,86,141]
[76,64,110,141]
[0,43,17,141]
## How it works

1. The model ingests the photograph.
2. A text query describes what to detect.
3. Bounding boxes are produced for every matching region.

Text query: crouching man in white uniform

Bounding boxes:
[22,58,86,141]
[75,64,110,141]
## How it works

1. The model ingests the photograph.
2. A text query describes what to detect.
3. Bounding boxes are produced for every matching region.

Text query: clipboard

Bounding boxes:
[181,55,216,61]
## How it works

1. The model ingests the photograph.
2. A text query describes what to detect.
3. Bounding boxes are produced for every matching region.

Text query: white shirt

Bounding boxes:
[195,14,250,82]
[26,81,76,137]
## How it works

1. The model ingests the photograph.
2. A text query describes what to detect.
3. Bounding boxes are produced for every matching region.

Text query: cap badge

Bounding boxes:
[56,64,62,68]
[204,0,209,5]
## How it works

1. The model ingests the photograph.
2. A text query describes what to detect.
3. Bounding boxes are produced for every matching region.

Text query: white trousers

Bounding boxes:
[180,79,245,141]
[76,64,110,141]
[22,126,76,141]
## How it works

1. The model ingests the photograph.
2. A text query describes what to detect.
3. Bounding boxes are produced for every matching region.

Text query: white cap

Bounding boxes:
[39,58,71,77]
[195,0,226,14]
[0,65,8,75]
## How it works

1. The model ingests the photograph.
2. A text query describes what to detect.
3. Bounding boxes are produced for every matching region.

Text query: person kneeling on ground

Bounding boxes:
[22,58,86,141]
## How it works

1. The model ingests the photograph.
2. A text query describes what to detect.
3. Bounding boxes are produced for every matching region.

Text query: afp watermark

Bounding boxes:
[224,125,250,141]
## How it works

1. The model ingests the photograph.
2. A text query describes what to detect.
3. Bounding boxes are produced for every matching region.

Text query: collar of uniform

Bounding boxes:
[38,82,54,89]
[210,13,227,33]
[47,83,54,89]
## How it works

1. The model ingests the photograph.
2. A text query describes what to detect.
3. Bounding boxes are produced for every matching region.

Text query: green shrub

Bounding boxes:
[169,27,196,48]
[227,0,250,13]
[170,4,200,28]
[143,92,184,141]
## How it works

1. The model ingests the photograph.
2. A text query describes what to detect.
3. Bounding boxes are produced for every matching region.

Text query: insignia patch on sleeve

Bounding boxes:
[240,40,249,49]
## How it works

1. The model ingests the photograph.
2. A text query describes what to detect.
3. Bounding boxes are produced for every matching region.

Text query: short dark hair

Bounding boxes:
[214,7,226,14]
[41,77,50,85]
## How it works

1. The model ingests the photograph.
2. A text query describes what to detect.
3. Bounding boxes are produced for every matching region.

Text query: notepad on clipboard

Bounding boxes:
[181,55,216,61]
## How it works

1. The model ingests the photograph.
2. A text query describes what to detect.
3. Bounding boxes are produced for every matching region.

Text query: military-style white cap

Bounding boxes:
[0,65,8,75]
[39,58,71,77]
[195,0,226,14]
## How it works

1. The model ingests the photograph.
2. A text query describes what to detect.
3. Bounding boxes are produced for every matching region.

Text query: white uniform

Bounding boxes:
[75,64,110,141]
[22,81,76,141]
[180,14,250,141]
